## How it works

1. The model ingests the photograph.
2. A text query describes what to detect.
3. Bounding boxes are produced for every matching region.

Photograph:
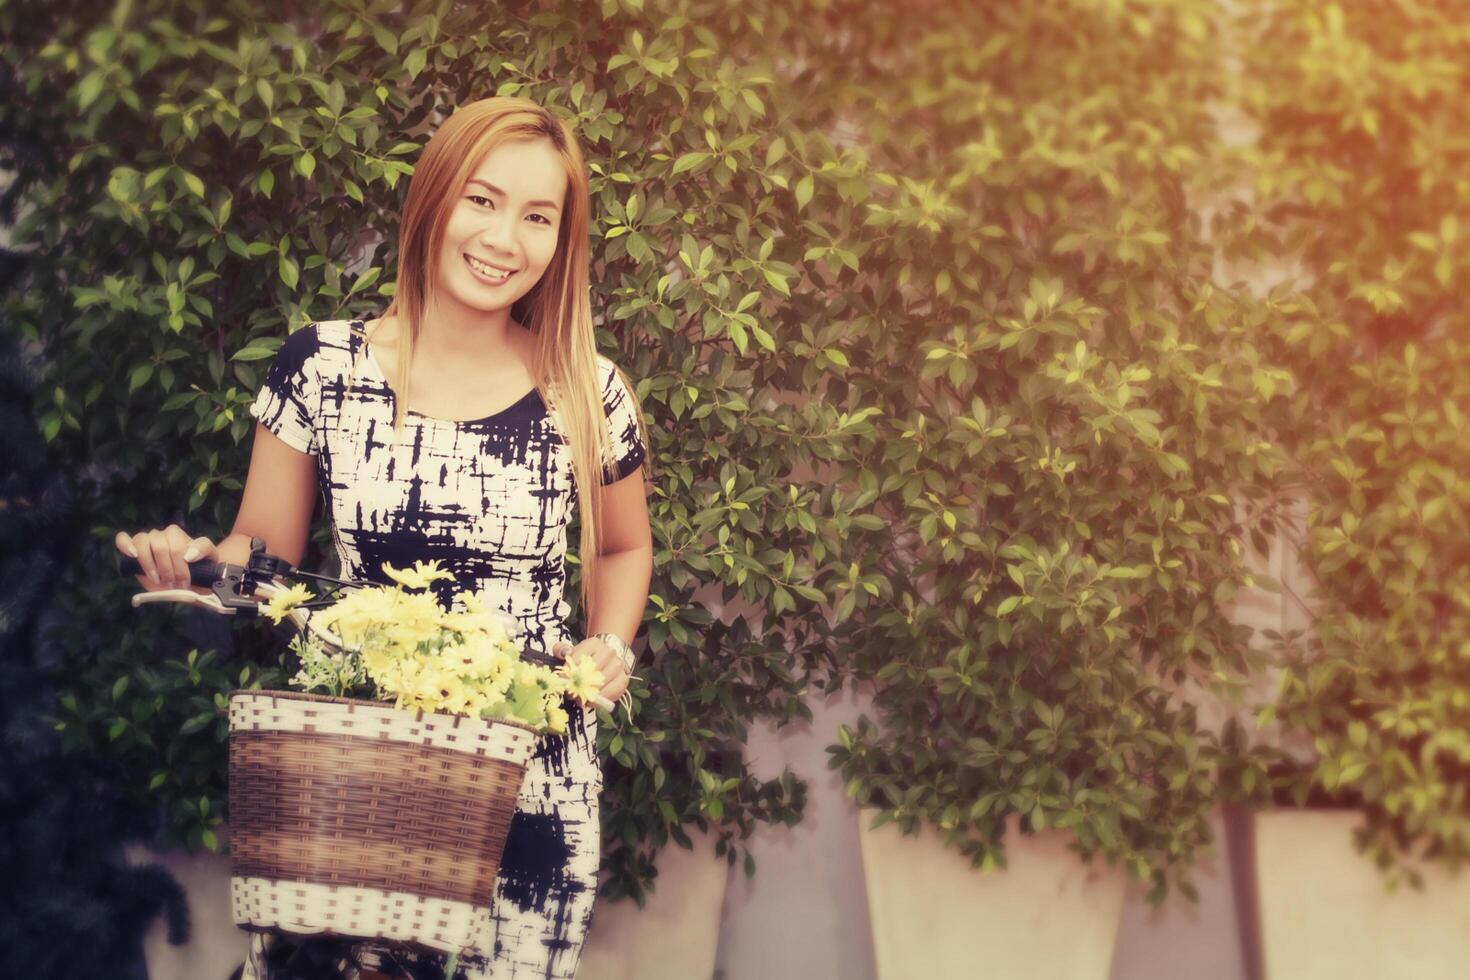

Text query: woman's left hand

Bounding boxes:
[553,635,631,704]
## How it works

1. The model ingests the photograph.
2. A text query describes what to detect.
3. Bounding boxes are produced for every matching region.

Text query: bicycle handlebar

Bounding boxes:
[117,538,590,692]
[118,553,222,588]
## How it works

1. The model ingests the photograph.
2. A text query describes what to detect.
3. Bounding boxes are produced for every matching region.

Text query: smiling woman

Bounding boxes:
[127,95,659,980]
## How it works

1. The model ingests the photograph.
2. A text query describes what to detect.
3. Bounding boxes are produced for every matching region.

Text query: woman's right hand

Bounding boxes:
[114,525,219,591]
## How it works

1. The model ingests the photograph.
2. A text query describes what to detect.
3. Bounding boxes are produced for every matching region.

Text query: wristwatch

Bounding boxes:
[592,631,636,673]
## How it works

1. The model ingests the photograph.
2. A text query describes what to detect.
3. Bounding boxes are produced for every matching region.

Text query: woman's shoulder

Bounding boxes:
[594,352,642,407]
[312,317,366,352]
[276,318,364,376]
[272,317,358,353]
[594,350,632,388]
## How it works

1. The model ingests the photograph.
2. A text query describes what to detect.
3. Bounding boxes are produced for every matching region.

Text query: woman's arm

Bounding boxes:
[216,422,318,568]
[585,465,653,646]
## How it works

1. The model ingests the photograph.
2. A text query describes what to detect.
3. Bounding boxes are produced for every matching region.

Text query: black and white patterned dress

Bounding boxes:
[245,316,647,979]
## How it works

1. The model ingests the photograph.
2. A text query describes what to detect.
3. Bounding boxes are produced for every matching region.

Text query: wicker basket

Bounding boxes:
[226,689,541,959]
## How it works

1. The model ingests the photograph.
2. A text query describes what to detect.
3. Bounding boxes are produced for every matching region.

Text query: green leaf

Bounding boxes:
[794,174,814,210]
[233,345,279,362]
[405,47,428,80]
[761,268,791,297]
[349,267,381,294]
[671,152,709,175]
[77,71,106,110]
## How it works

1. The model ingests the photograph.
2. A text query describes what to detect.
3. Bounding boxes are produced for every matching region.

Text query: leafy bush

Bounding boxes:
[773,0,1289,905]
[1223,0,1470,886]
[0,304,189,979]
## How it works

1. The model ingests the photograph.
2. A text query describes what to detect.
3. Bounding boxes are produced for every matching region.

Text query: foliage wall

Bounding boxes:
[757,1,1290,905]
[1220,0,1470,884]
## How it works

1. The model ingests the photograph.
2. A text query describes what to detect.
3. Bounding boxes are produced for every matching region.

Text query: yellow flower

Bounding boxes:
[397,661,456,711]
[558,656,606,704]
[475,661,515,703]
[441,591,518,642]
[262,583,314,625]
[317,586,444,652]
[281,568,572,734]
[435,676,477,716]
[444,633,512,677]
[382,559,456,591]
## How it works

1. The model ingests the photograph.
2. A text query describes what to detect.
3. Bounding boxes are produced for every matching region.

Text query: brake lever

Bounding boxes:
[131,588,239,615]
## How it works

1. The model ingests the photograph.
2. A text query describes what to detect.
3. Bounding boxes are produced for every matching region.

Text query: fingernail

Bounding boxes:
[122,541,138,558]
[149,570,160,585]
[183,547,199,562]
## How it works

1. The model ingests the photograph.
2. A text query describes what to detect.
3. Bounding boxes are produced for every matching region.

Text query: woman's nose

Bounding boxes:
[477,216,518,254]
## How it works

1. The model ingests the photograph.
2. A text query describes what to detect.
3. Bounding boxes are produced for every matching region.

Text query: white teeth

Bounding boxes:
[466,255,512,281]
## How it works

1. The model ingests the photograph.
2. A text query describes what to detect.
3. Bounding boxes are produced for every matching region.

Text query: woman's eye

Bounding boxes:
[468,196,550,225]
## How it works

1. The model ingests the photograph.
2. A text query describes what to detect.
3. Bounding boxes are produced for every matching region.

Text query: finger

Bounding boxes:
[598,650,621,681]
[149,528,183,588]
[181,538,218,588]
[589,639,618,677]
[164,525,193,589]
[121,531,153,590]
[133,533,163,588]
[603,676,630,703]
[183,536,218,564]
[147,529,179,588]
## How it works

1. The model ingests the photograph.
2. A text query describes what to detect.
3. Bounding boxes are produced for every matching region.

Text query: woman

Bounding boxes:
[115,97,655,979]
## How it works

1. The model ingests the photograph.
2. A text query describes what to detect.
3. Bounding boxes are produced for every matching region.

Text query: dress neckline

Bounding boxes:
[350,318,543,425]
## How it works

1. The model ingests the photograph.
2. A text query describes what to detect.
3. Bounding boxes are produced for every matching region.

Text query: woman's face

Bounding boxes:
[435,136,567,316]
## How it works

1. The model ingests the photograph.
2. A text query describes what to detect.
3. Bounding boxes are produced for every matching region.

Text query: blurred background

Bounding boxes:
[2,1,1466,978]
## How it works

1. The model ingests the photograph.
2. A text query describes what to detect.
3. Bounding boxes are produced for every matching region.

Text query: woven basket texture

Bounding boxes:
[227,689,541,956]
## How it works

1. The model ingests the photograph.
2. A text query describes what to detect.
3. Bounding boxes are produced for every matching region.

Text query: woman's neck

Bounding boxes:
[414,297,521,362]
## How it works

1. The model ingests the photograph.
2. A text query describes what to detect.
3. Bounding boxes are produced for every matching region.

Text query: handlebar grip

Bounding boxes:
[118,553,220,587]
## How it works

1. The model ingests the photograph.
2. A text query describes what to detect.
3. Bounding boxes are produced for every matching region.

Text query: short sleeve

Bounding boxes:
[599,357,648,484]
[248,323,321,455]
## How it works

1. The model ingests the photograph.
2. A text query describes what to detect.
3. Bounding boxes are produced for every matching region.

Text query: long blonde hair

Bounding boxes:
[370,96,650,621]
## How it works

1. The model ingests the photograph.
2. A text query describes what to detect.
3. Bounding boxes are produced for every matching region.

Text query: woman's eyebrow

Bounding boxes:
[466,178,562,212]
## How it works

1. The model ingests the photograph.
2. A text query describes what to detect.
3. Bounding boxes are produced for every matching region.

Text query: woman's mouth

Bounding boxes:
[465,254,515,284]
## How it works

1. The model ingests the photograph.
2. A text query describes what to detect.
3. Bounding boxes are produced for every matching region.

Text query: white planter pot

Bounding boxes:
[576,824,732,980]
[857,807,1126,980]
[1254,808,1470,980]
